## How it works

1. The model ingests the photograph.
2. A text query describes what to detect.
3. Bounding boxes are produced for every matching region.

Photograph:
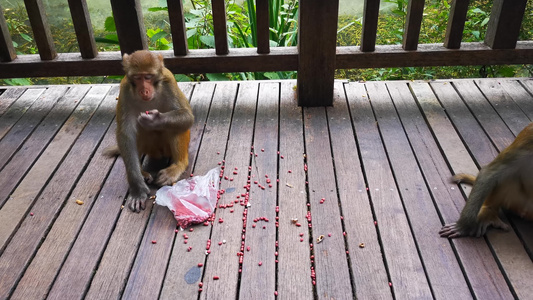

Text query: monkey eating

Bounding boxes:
[104,50,194,212]
[439,123,533,238]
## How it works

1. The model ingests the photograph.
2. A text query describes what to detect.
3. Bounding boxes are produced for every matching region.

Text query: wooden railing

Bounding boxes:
[0,0,531,106]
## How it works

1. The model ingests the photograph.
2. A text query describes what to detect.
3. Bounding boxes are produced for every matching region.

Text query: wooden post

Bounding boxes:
[23,0,56,60]
[167,0,188,56]
[402,0,424,51]
[110,0,148,55]
[0,4,16,62]
[67,0,98,59]
[360,0,380,52]
[485,0,528,49]
[297,0,339,107]
[212,0,229,55]
[256,0,270,54]
[444,0,470,49]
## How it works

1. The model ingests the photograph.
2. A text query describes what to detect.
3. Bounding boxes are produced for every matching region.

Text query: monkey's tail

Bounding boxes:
[102,145,121,158]
[452,173,476,185]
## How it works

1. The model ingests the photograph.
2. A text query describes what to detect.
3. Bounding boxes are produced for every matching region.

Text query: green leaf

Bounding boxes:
[186,29,198,39]
[20,33,33,42]
[95,36,120,45]
[175,74,192,82]
[263,72,280,80]
[150,31,168,42]
[481,17,489,27]
[206,73,230,81]
[5,78,32,85]
[471,31,480,39]
[148,7,168,12]
[497,67,515,77]
[104,16,116,31]
[200,35,216,48]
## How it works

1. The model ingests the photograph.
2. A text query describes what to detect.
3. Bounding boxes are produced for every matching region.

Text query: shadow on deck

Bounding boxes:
[0,78,532,299]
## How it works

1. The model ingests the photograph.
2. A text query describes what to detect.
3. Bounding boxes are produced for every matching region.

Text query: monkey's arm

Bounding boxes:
[137,108,194,133]
[117,119,150,212]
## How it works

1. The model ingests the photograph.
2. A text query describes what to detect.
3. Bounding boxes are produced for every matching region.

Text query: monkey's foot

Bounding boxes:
[439,223,465,238]
[142,170,153,184]
[156,164,185,186]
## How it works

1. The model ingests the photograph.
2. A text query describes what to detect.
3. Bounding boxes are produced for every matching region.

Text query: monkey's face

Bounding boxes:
[132,73,157,102]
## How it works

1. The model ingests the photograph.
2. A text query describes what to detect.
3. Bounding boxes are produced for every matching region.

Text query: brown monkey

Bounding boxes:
[440,123,533,238]
[104,50,194,212]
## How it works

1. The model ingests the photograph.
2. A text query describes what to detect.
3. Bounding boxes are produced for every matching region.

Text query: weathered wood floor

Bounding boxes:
[0,78,532,300]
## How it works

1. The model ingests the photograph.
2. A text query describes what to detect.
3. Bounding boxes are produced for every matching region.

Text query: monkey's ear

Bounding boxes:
[122,53,131,72]
[157,53,165,67]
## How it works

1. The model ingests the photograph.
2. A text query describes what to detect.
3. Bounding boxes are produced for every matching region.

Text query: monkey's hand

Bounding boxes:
[439,223,465,238]
[137,109,163,130]
[128,183,150,212]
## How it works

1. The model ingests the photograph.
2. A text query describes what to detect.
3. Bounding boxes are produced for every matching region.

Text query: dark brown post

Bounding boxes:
[485,0,528,49]
[297,0,339,107]
[167,0,188,56]
[402,0,424,50]
[212,0,229,55]
[360,0,380,52]
[0,4,16,62]
[23,0,57,60]
[256,0,270,54]
[444,0,470,49]
[110,0,148,55]
[68,0,98,58]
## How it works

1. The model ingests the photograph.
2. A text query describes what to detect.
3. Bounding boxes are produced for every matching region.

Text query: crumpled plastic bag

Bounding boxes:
[155,167,219,229]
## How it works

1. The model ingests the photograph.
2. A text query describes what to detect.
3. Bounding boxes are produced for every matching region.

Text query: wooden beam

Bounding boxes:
[23,0,56,60]
[297,0,339,107]
[336,42,533,68]
[212,0,229,55]
[167,0,188,56]
[403,0,425,50]
[444,0,470,49]
[0,4,16,62]
[256,0,270,54]
[360,0,380,52]
[67,0,98,59]
[110,0,147,55]
[485,0,528,49]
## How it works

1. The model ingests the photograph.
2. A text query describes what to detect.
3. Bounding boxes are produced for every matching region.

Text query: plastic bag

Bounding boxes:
[155,167,220,229]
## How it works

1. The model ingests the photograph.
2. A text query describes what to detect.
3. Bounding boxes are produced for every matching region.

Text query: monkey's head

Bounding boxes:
[122,50,165,102]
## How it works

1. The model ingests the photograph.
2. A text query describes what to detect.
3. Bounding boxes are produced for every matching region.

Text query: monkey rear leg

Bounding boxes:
[155,130,190,186]
[475,204,510,237]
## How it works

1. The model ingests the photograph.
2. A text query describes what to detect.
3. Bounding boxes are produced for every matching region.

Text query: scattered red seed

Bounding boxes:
[213,276,220,280]
[30,212,34,216]
[328,233,332,237]
[187,246,192,252]
[274,291,278,296]
[199,282,203,288]
[198,263,204,267]
[151,240,157,244]
[261,148,264,152]
[258,261,262,266]
[389,282,392,287]
[374,221,378,225]
[288,170,292,173]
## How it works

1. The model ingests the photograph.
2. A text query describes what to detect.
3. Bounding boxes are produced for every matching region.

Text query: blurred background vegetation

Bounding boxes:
[1,0,532,85]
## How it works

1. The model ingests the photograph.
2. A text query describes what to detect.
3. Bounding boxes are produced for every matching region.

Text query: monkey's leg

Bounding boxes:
[118,134,150,212]
[156,130,190,186]
[475,201,510,237]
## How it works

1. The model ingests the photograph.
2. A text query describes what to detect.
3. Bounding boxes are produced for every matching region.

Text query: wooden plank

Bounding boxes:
[0,88,41,140]
[402,0,425,50]
[0,4,16,62]
[430,81,499,166]
[11,88,116,300]
[67,0,98,58]
[195,82,256,300]
[167,0,188,55]
[276,81,314,300]
[367,81,471,299]
[485,0,528,49]
[110,0,147,54]
[238,82,279,299]
[23,0,56,60]
[2,43,533,79]
[0,48,298,78]
[0,88,26,116]
[0,86,102,251]
[256,0,270,54]
[0,86,68,178]
[0,85,115,299]
[410,81,530,299]
[329,83,391,298]
[345,82,432,298]
[507,79,533,120]
[297,0,339,106]
[444,0,470,49]
[303,100,353,298]
[360,0,380,52]
[212,0,229,55]
[388,81,511,299]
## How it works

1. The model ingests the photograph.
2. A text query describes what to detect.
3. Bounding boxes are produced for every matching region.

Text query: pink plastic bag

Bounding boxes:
[155,167,219,228]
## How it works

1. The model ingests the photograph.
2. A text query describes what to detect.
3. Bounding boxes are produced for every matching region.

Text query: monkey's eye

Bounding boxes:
[143,74,154,80]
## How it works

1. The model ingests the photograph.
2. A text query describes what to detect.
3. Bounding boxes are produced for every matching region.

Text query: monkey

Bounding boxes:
[104,50,194,212]
[439,123,533,238]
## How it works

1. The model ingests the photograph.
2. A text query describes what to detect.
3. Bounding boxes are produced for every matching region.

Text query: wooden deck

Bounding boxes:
[0,78,532,300]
